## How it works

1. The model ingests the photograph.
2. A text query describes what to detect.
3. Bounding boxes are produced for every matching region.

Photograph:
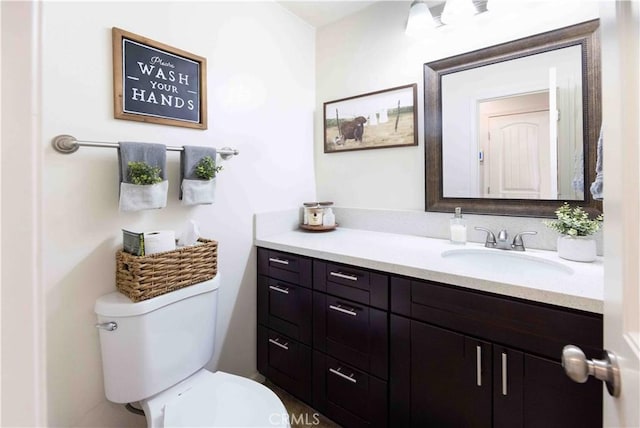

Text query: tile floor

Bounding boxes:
[264,381,340,428]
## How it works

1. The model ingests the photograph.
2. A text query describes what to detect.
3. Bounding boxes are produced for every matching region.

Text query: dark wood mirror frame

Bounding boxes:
[425,19,602,218]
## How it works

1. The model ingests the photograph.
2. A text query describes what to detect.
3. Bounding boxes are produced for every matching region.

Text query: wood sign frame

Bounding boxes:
[112,27,207,129]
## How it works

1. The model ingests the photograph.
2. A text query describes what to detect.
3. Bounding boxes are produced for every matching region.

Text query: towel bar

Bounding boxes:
[51,134,239,160]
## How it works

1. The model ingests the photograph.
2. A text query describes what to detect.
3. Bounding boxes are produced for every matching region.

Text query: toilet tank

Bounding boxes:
[94,275,221,404]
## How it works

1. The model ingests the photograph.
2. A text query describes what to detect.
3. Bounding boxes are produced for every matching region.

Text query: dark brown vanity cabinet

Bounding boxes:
[257,247,604,428]
[390,276,604,428]
[257,249,313,402]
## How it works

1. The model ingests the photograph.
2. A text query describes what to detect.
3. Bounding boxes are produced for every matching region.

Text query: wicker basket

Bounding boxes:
[116,238,218,302]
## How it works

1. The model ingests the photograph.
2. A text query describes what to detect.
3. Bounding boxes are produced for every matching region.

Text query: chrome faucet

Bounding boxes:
[474,227,537,251]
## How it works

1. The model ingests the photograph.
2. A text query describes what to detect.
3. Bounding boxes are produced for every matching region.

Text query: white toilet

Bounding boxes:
[94,275,290,427]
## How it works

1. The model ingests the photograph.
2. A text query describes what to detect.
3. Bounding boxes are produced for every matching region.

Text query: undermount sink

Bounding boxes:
[441,248,574,278]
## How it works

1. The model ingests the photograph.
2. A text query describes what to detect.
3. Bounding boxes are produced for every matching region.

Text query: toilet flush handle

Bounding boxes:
[95,321,118,331]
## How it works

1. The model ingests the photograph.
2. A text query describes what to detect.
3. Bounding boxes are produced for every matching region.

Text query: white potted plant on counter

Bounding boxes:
[544,203,603,262]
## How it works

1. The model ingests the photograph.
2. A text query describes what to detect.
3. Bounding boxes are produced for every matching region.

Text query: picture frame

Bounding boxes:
[323,84,418,153]
[112,27,208,130]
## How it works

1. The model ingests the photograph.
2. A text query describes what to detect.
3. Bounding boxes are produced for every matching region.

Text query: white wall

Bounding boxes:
[3,1,316,426]
[315,0,599,211]
[1,1,47,426]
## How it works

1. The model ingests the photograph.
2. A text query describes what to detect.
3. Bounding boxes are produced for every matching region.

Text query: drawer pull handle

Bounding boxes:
[269,257,290,265]
[502,352,508,396]
[268,338,289,350]
[476,345,482,387]
[329,304,357,317]
[269,285,290,294]
[329,271,358,281]
[329,367,357,384]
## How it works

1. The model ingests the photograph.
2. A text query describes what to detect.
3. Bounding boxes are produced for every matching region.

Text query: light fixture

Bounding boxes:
[440,0,478,25]
[405,0,488,38]
[405,0,437,37]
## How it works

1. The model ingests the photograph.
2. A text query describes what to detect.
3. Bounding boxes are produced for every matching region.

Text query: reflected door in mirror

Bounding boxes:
[485,110,551,199]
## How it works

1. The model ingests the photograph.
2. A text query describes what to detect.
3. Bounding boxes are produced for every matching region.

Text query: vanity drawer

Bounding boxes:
[258,275,312,345]
[313,260,388,310]
[257,326,312,403]
[391,276,602,361]
[258,248,312,289]
[313,351,388,428]
[313,292,388,380]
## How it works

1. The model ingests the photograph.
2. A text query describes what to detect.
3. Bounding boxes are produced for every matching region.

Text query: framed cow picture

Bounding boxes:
[323,84,417,153]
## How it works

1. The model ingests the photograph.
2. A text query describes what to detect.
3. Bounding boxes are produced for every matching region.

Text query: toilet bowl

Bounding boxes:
[94,275,289,427]
[142,370,289,428]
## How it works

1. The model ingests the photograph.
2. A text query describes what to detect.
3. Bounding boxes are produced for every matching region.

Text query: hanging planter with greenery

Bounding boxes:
[194,155,222,180]
[127,161,163,185]
[120,161,168,212]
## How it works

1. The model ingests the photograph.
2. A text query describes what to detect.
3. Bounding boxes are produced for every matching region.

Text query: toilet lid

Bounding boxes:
[161,371,289,427]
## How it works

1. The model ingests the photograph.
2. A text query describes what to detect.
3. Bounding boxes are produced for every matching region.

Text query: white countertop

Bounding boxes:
[255,227,604,314]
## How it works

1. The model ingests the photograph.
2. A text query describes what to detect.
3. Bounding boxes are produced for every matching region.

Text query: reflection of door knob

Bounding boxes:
[562,345,621,397]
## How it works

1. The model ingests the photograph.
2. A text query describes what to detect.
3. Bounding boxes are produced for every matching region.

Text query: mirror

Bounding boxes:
[425,20,602,217]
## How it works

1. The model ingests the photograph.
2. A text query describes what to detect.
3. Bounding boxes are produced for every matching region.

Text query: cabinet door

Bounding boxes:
[313,292,388,379]
[392,316,492,428]
[313,351,388,428]
[258,275,312,345]
[257,326,312,403]
[257,248,312,288]
[493,345,524,428]
[313,260,388,309]
[523,353,602,428]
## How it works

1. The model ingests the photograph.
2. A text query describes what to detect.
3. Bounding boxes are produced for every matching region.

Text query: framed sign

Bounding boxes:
[112,27,207,129]
[323,84,418,153]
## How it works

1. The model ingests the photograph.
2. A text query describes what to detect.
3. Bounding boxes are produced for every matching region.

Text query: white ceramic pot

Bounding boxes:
[557,236,597,262]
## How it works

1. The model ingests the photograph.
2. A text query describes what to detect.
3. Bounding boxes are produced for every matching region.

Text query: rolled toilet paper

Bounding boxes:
[144,230,176,255]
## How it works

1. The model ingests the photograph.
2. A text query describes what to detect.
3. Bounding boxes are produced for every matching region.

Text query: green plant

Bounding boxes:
[543,203,603,237]
[127,161,163,185]
[195,155,222,180]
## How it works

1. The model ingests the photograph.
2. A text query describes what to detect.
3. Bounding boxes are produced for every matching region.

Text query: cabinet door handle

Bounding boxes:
[269,257,290,265]
[329,304,357,317]
[329,271,358,281]
[268,338,289,350]
[476,345,482,387]
[329,367,357,384]
[268,285,290,294]
[502,352,508,396]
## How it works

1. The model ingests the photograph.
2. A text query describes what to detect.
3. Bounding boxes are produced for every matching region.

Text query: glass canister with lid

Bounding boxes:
[303,202,319,225]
